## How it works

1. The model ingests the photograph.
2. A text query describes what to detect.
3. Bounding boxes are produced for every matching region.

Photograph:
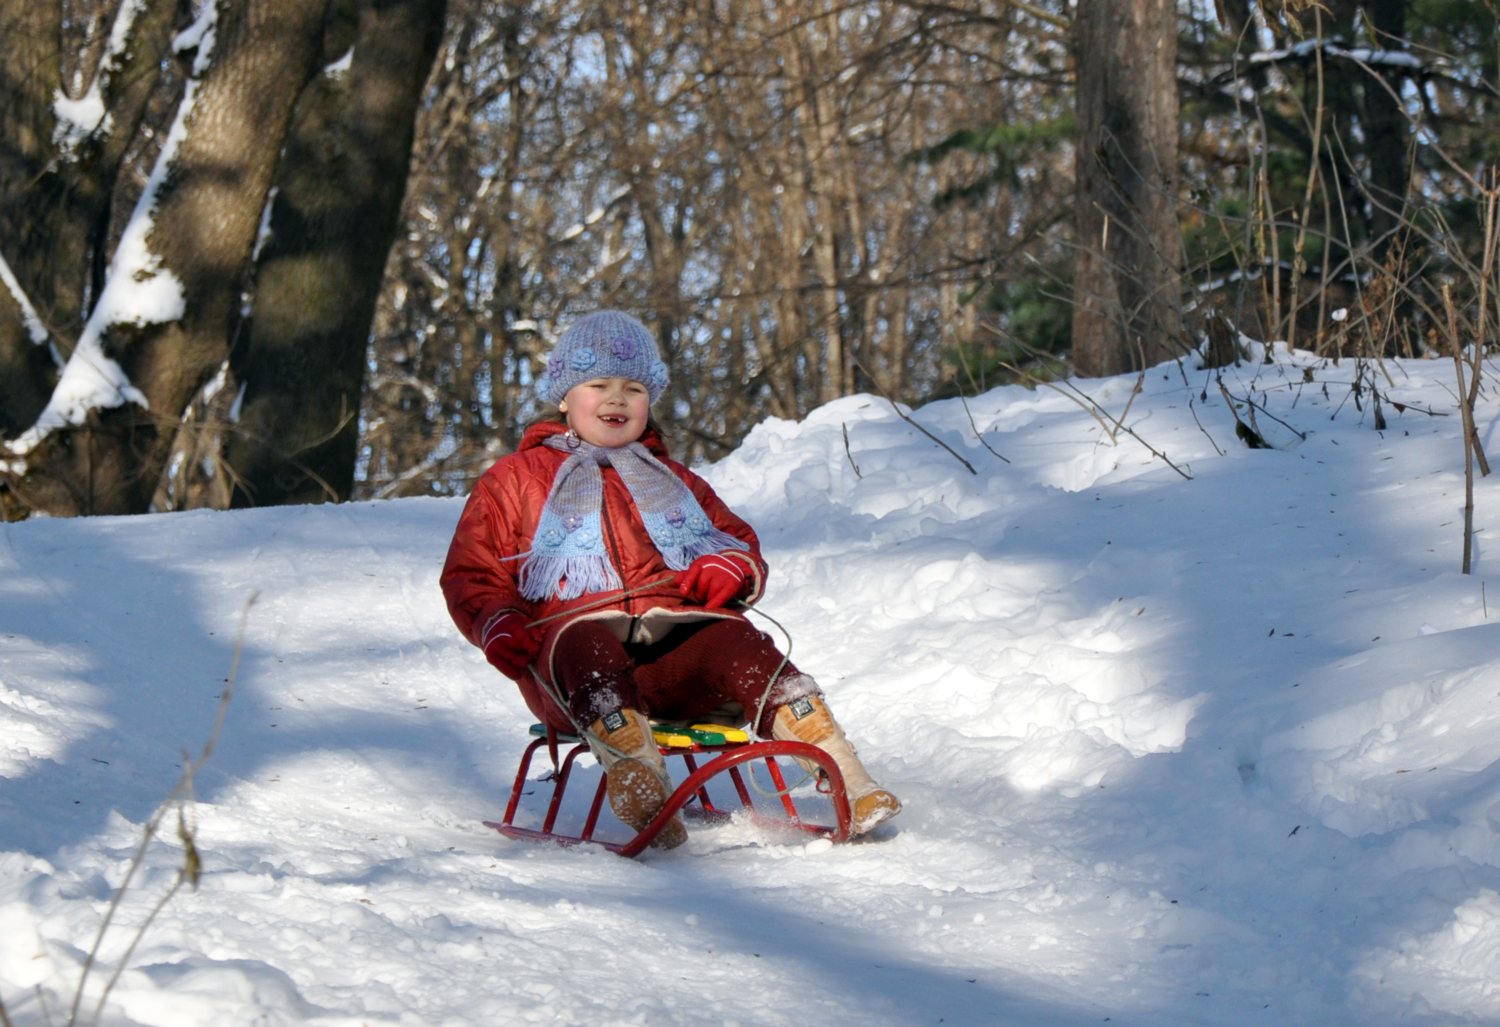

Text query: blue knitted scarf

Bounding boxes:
[518,433,750,601]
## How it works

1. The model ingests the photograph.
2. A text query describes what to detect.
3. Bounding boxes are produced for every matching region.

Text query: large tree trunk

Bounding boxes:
[0,1,65,436]
[1071,0,1183,377]
[5,0,330,515]
[0,261,58,439]
[0,0,181,436]
[1362,0,1408,254]
[222,0,447,507]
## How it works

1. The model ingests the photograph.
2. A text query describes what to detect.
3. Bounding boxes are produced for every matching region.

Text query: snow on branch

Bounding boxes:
[172,3,217,56]
[1249,40,1427,71]
[252,186,279,262]
[0,249,52,349]
[324,46,355,79]
[4,1,222,466]
[53,0,150,155]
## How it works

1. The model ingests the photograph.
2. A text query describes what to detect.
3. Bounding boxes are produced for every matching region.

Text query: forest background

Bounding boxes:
[0,0,1495,516]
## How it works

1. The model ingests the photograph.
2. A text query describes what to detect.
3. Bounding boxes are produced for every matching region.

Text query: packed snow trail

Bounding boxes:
[5,346,1500,1026]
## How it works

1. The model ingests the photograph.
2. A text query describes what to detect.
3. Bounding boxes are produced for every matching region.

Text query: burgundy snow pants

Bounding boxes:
[551,618,816,736]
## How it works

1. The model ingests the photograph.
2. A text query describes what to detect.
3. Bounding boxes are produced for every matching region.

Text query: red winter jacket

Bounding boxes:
[441,421,768,728]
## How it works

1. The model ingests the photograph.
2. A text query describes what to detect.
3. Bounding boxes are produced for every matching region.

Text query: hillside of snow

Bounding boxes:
[5,346,1500,1026]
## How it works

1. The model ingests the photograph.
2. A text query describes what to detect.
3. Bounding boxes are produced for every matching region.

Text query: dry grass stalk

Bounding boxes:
[62,591,258,1027]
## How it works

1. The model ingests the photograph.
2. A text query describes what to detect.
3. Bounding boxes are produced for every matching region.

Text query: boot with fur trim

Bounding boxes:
[771,696,901,835]
[588,708,687,849]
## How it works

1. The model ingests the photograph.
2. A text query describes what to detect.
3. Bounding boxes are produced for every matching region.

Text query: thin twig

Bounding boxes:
[1060,380,1129,443]
[958,397,1010,463]
[1223,388,1308,440]
[841,422,862,478]
[1218,380,1271,448]
[1116,363,1147,429]
[1446,283,1477,575]
[1082,392,1193,479]
[850,355,976,475]
[1189,398,1225,456]
[998,361,1117,441]
[67,592,257,1027]
[999,362,1191,478]
[1469,174,1498,478]
[1284,3,1326,354]
[884,397,977,474]
[89,875,185,1026]
[1386,400,1449,417]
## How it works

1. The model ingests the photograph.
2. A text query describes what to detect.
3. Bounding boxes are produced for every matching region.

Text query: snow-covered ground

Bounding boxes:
[5,346,1500,1026]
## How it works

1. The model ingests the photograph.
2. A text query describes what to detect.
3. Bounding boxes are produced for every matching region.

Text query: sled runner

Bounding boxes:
[485,722,853,856]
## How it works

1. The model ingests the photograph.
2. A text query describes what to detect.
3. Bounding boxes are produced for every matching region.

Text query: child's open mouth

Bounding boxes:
[600,415,628,425]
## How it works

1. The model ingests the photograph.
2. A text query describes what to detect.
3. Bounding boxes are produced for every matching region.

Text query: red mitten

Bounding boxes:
[678,553,750,609]
[481,612,541,680]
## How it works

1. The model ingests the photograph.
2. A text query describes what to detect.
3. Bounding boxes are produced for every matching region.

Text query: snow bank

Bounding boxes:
[1265,624,1500,841]
[4,349,1500,1025]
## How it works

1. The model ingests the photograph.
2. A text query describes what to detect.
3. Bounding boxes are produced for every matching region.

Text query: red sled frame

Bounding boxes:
[485,731,853,857]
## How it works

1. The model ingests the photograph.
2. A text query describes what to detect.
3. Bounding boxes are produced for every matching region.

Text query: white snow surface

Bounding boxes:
[6,348,1500,1025]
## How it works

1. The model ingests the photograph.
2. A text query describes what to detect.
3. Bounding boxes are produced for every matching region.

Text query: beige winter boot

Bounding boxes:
[772,696,901,835]
[588,709,687,849]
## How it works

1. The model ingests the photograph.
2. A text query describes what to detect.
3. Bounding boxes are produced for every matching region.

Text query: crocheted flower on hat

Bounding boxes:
[538,310,670,406]
[647,360,669,392]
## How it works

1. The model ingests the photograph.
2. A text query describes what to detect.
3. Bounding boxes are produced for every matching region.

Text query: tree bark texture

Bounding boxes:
[0,1,66,437]
[12,0,331,515]
[0,0,180,435]
[223,0,447,507]
[1071,0,1183,378]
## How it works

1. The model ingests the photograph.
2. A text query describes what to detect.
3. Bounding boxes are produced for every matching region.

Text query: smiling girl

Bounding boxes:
[441,310,900,849]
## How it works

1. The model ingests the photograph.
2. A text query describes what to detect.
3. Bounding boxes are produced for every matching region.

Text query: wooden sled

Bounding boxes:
[484,722,853,856]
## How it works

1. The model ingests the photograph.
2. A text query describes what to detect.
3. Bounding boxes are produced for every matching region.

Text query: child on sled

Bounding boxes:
[441,310,900,849]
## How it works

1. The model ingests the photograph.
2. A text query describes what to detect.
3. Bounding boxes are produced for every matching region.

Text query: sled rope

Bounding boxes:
[737,601,793,743]
[733,602,819,800]
[527,575,678,628]
[525,575,682,783]
[524,575,817,800]
[527,668,664,785]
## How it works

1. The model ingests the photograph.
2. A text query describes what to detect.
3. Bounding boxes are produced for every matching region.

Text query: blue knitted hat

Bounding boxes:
[537,311,669,406]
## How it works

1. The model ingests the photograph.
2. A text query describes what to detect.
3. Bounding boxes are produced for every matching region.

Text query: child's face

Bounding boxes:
[560,377,651,447]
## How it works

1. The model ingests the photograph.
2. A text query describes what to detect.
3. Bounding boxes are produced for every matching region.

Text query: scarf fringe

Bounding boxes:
[520,435,753,601]
[659,527,750,571]
[518,554,623,602]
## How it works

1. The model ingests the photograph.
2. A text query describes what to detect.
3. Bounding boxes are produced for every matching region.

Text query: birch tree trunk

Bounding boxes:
[1071,0,1183,377]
